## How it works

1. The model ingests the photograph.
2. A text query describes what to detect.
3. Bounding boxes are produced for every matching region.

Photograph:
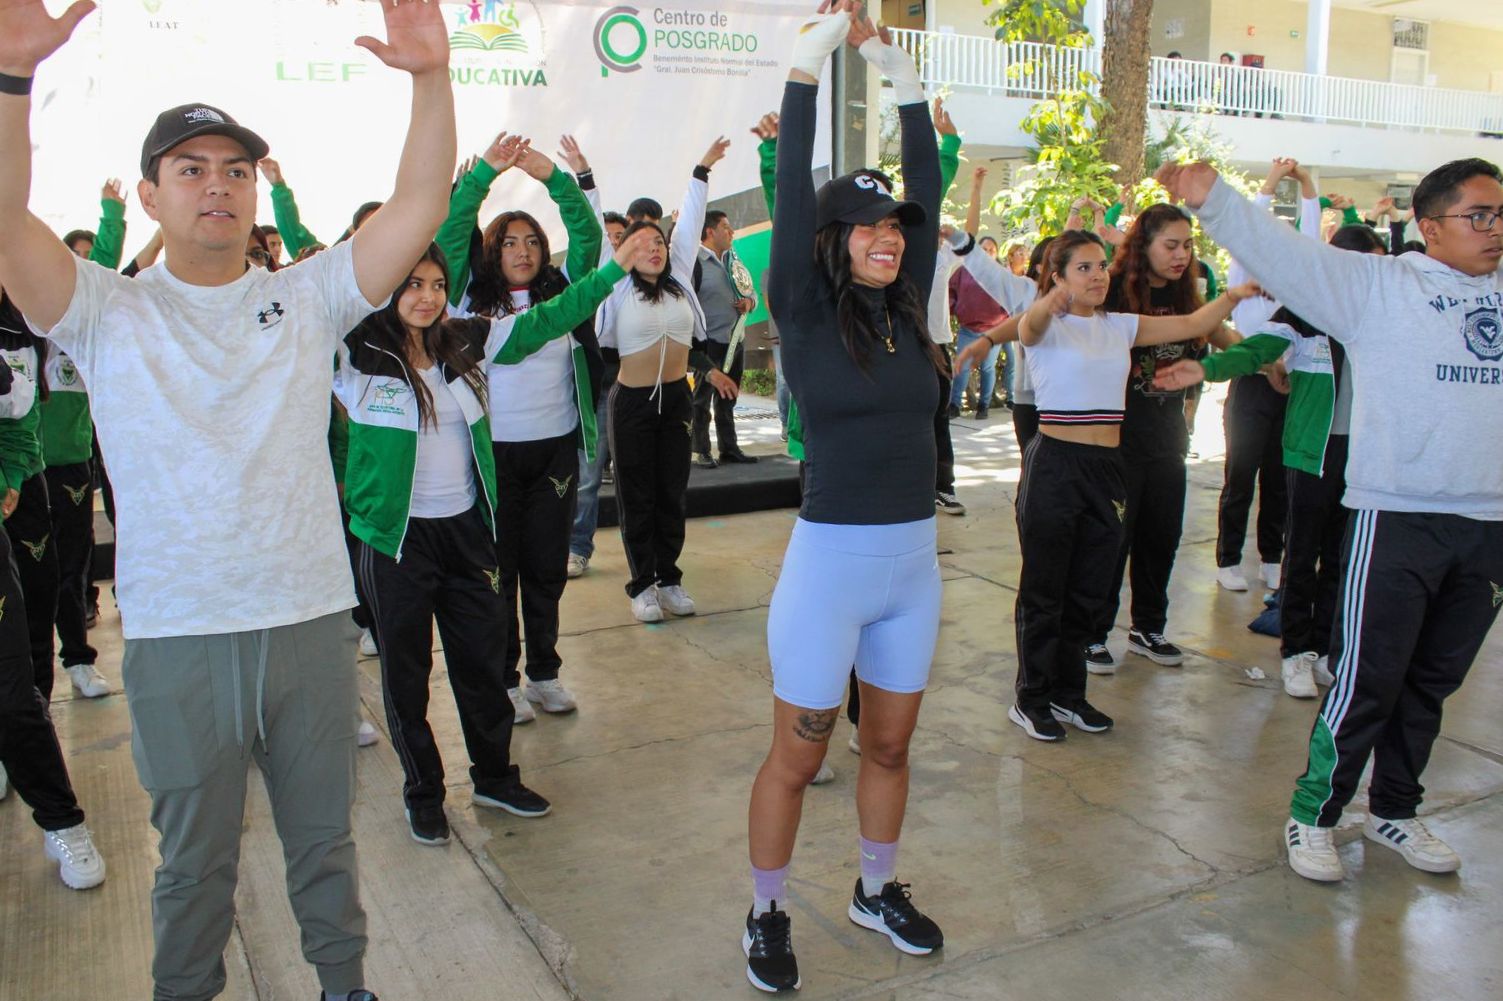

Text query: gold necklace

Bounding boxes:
[881,306,896,354]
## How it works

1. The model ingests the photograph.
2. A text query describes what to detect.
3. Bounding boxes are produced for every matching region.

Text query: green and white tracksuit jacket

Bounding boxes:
[436,161,605,461]
[41,195,128,472]
[1199,319,1337,477]
[334,259,628,560]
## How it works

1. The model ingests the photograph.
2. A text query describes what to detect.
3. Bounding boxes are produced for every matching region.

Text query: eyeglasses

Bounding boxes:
[246,249,271,265]
[1429,210,1502,232]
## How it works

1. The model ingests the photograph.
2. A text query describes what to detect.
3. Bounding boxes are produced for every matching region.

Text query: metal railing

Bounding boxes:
[890,28,1503,137]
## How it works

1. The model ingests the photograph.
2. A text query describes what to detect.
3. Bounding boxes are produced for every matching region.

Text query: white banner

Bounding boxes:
[28,0,831,257]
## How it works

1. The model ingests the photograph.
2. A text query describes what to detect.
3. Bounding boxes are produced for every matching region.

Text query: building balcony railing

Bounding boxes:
[891,28,1503,138]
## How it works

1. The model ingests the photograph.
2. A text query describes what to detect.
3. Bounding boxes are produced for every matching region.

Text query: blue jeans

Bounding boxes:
[950,327,1003,409]
[772,344,791,431]
[569,394,611,559]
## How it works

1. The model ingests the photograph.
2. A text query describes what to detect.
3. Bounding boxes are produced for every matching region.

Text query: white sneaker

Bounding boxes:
[45,824,106,890]
[657,584,696,616]
[1364,814,1461,874]
[1313,655,1335,687]
[0,762,8,800]
[357,720,380,747]
[848,728,861,755]
[358,628,379,658]
[509,686,537,724]
[1217,566,1249,591]
[65,663,111,698]
[567,553,589,579]
[1281,652,1319,699]
[811,761,835,785]
[1284,817,1344,882]
[525,678,578,714]
[631,588,664,623]
[1261,562,1282,589]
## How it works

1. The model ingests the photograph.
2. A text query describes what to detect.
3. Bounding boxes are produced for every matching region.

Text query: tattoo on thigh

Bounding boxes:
[793,708,839,743]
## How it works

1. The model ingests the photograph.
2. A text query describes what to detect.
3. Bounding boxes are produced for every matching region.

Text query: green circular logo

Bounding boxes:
[594,6,646,74]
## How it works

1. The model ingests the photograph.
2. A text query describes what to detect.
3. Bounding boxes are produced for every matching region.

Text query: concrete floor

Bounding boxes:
[3,384,1502,1000]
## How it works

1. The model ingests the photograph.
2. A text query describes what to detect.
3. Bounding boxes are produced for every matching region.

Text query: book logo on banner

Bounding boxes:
[448,1,550,87]
[592,5,766,79]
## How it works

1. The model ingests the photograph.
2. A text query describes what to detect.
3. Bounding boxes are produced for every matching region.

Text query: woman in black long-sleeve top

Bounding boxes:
[741,5,945,993]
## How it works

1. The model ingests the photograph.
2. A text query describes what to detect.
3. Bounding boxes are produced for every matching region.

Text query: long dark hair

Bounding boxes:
[468,210,569,317]
[1026,236,1055,282]
[812,220,946,376]
[1107,203,1201,315]
[355,245,487,429]
[1036,230,1105,297]
[623,220,685,303]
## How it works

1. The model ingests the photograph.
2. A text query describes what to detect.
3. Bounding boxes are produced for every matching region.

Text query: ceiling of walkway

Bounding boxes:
[1336,0,1503,33]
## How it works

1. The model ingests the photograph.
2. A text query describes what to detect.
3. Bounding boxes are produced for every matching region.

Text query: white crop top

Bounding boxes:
[614,288,697,398]
[1025,311,1139,426]
[410,365,478,519]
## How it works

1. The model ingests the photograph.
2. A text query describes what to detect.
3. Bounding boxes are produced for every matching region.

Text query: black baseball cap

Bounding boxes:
[140,103,269,177]
[815,170,927,230]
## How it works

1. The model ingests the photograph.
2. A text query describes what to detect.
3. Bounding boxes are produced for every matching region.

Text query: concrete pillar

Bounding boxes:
[1305,0,1330,76]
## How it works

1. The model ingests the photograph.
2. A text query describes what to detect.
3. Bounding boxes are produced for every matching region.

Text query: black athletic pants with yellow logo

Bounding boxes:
[45,461,98,670]
[493,429,578,690]
[609,379,693,600]
[1013,434,1126,713]
[358,505,520,812]
[0,525,85,831]
[2,472,58,699]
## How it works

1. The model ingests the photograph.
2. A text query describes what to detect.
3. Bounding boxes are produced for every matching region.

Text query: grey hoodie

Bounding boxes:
[1197,177,1503,520]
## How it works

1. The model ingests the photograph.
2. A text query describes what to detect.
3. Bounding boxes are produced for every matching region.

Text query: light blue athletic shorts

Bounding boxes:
[767,517,942,710]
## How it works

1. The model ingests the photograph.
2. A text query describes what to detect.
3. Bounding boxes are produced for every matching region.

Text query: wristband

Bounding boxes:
[0,73,34,97]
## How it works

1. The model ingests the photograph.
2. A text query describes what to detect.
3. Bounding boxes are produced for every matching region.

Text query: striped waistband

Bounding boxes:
[1037,409,1124,426]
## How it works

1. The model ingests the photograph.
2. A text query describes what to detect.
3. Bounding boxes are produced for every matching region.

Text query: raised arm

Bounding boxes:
[671,137,727,281]
[855,20,938,298]
[751,112,779,219]
[933,98,962,198]
[260,159,320,260]
[0,0,98,331]
[771,4,855,318]
[436,132,526,305]
[88,179,126,270]
[1158,163,1385,342]
[348,0,458,307]
[553,135,604,279]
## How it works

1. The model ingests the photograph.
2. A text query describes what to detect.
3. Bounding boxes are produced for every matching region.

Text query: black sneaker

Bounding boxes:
[946,404,960,420]
[848,879,943,955]
[1127,628,1184,667]
[473,781,552,818]
[1084,642,1117,675]
[719,449,759,464]
[743,904,800,993]
[693,452,719,469]
[405,807,449,846]
[935,491,966,516]
[1008,703,1065,742]
[320,992,378,1001]
[975,405,990,420]
[1050,698,1114,733]
[84,602,99,629]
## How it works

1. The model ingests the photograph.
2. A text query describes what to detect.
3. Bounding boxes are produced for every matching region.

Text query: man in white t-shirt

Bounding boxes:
[0,3,458,1000]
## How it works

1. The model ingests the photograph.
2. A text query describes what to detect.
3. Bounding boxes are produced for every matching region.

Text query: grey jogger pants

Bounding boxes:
[122,611,367,1001]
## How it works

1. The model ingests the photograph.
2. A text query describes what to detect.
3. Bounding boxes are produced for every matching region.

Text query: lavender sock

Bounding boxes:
[859,836,898,897]
[752,864,789,917]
